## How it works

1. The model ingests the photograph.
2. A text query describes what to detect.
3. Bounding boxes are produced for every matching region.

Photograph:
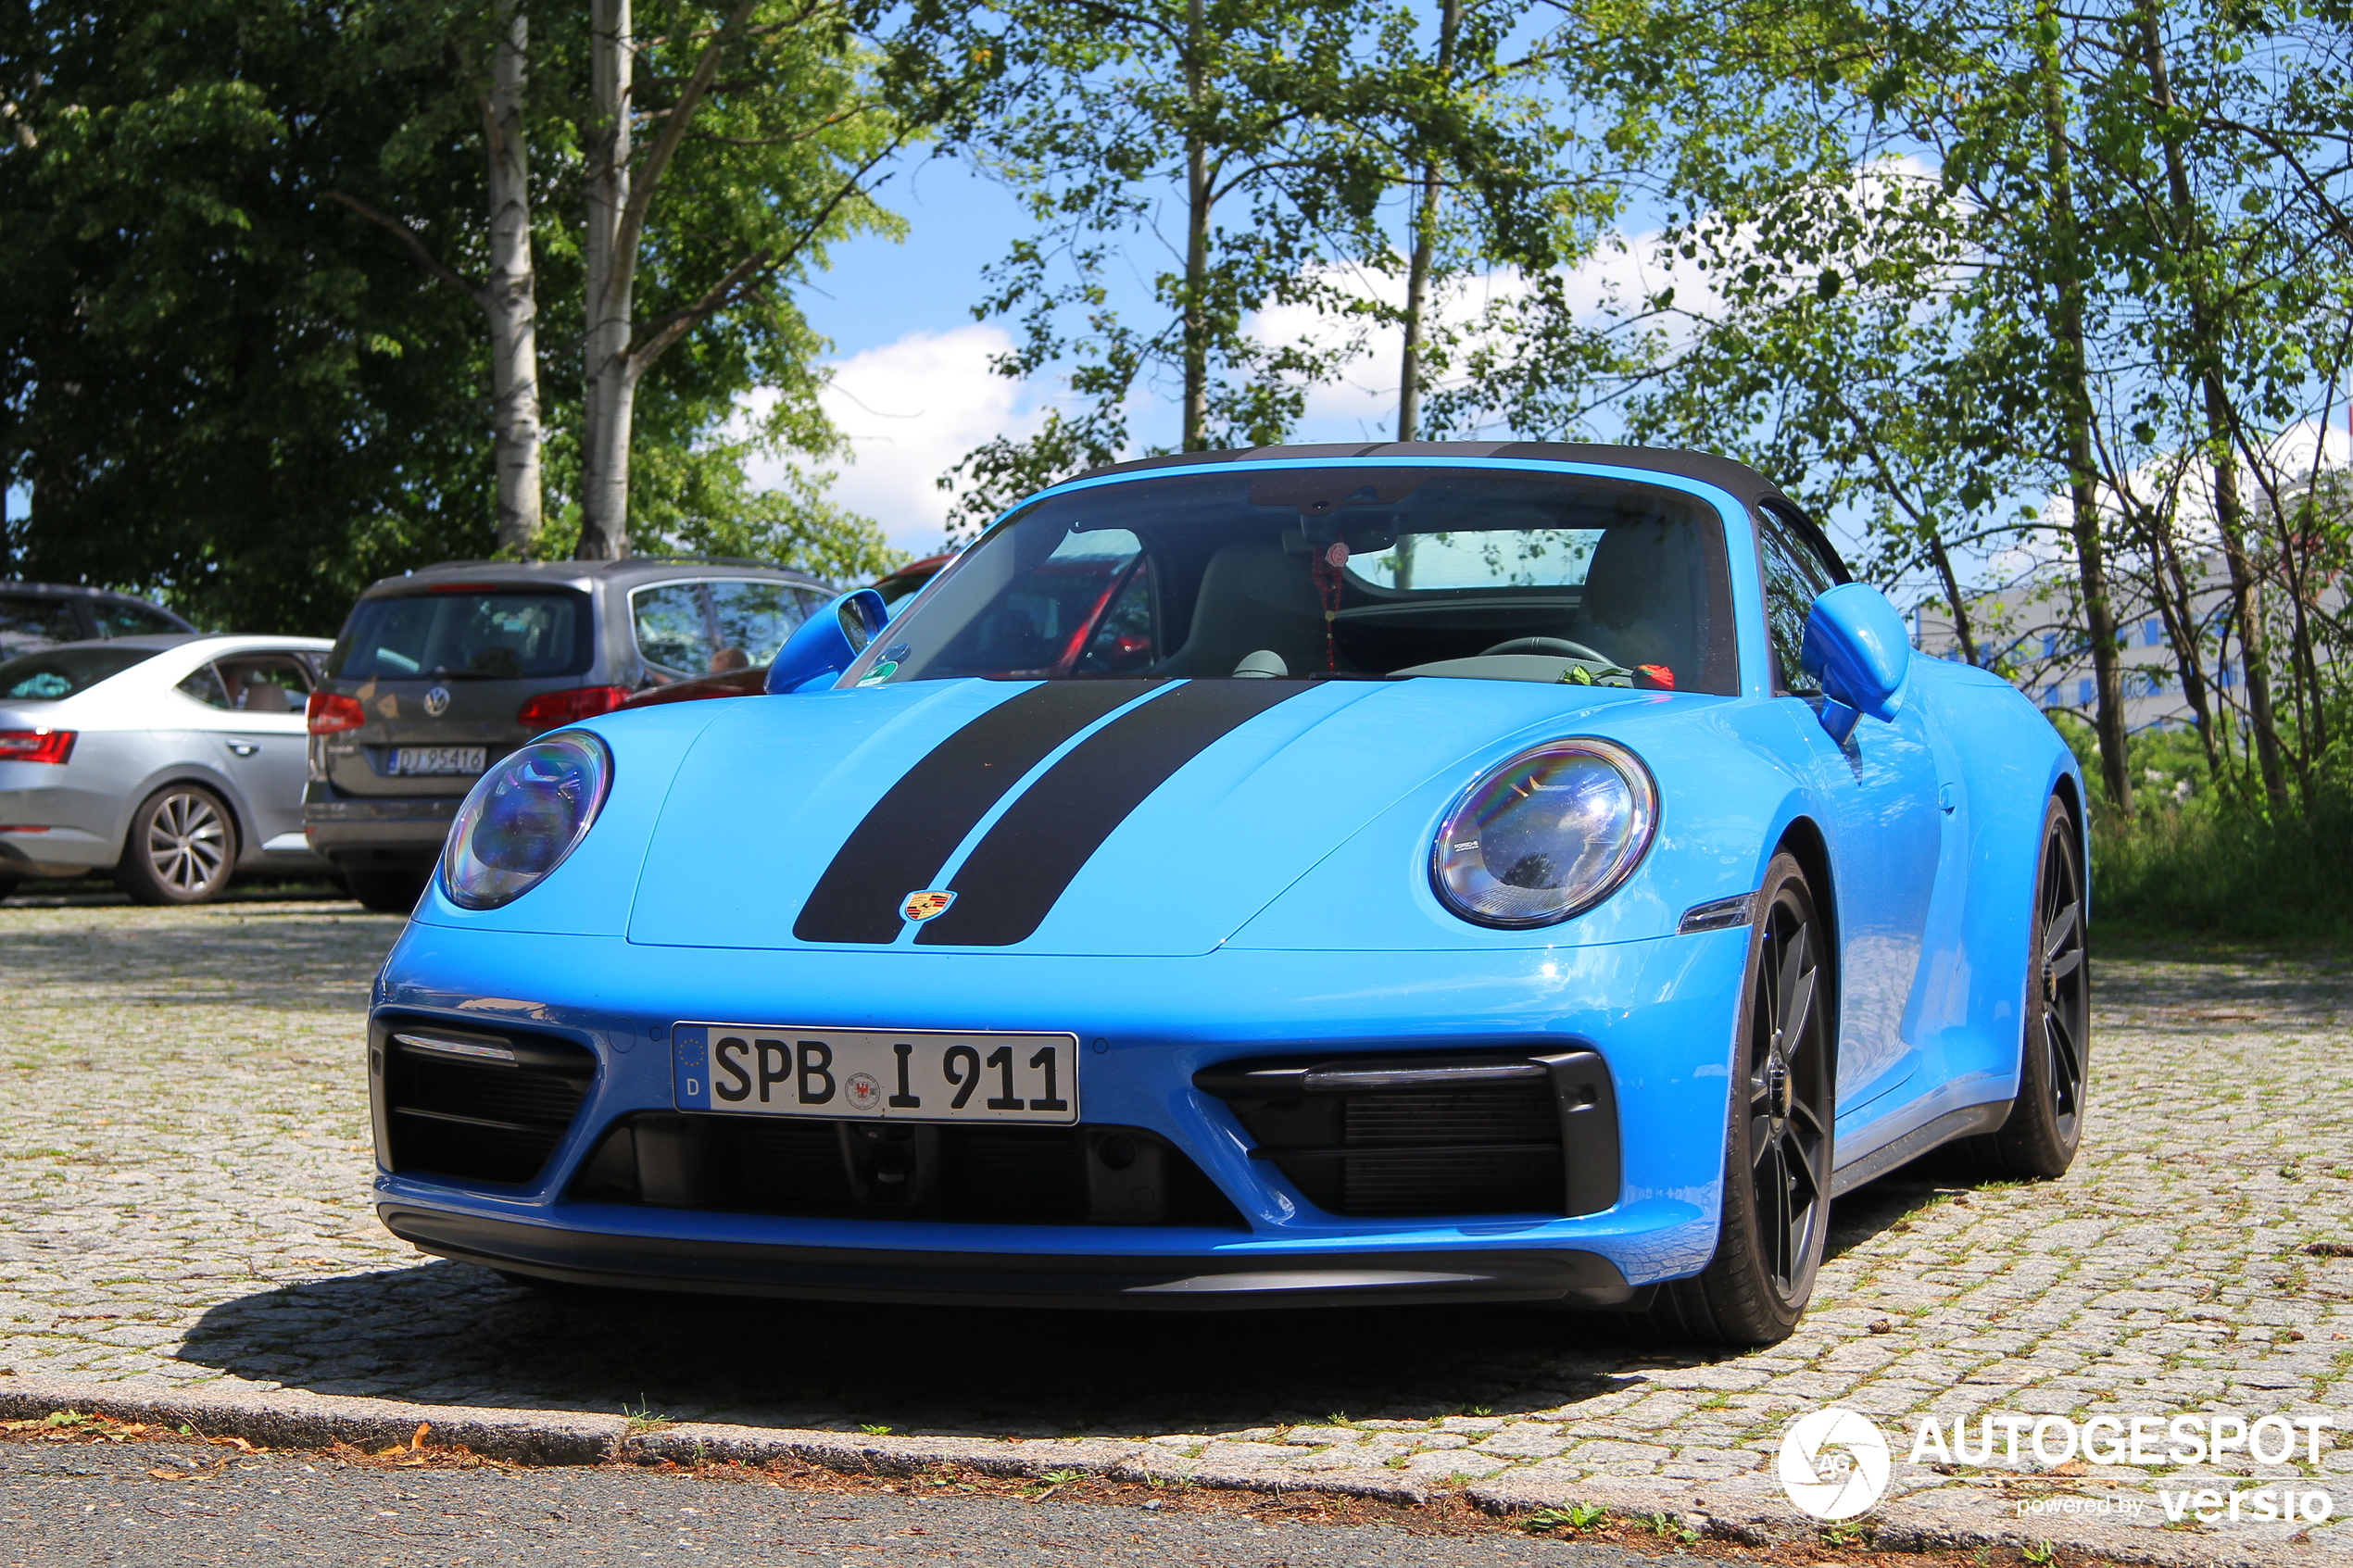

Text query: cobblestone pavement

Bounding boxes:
[3,899,2349,1553]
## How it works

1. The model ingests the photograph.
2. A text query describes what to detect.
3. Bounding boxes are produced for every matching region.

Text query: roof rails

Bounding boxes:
[413,555,788,572]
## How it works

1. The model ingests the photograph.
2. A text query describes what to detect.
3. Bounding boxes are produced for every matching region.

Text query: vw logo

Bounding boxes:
[422,685,452,718]
[1778,1408,1891,1519]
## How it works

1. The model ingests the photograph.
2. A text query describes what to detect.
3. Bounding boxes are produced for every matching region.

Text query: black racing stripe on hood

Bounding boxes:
[914,679,1314,947]
[792,681,1158,944]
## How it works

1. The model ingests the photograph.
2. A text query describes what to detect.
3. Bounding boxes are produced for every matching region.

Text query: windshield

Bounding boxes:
[0,646,162,701]
[331,590,592,682]
[845,466,1738,693]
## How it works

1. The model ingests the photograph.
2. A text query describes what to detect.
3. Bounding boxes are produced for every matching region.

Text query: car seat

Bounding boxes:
[1576,521,1706,676]
[1155,539,1331,677]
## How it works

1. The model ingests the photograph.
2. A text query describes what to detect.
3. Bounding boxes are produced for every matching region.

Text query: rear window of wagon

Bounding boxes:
[331,590,594,682]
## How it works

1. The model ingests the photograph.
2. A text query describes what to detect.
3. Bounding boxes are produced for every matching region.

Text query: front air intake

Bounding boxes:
[1194,1050,1619,1220]
[571,1114,1248,1229]
[372,1022,597,1185]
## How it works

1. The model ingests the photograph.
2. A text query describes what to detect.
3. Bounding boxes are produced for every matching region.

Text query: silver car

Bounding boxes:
[0,633,335,903]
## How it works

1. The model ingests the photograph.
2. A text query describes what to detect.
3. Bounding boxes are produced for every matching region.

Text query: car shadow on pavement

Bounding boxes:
[173,1258,1721,1434]
[174,1177,1945,1436]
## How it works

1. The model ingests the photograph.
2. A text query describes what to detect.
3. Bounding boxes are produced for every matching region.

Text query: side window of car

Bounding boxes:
[1756,510,1837,696]
[178,664,233,709]
[0,594,82,657]
[632,583,709,677]
[92,600,184,638]
[217,654,314,713]
[707,580,812,671]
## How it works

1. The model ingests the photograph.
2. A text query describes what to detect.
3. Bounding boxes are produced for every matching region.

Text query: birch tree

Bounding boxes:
[571,0,944,560]
[328,0,546,555]
[936,0,1423,528]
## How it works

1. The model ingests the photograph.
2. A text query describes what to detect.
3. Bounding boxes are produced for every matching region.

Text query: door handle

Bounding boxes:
[228,742,259,758]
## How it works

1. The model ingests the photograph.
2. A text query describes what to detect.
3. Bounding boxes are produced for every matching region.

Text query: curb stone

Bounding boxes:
[0,1376,622,1464]
[0,1376,2347,1566]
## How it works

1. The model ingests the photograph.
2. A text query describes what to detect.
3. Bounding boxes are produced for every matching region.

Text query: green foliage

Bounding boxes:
[0,0,499,633]
[930,0,1579,532]
[1,0,926,630]
[2092,782,2353,939]
[2055,711,2353,937]
[627,445,906,585]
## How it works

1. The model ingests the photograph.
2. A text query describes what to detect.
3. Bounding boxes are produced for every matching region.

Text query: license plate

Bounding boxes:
[390,746,486,775]
[671,1024,1079,1124]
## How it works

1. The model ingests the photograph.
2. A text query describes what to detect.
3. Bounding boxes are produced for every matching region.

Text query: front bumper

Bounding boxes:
[371,925,1750,1303]
[383,1204,1635,1308]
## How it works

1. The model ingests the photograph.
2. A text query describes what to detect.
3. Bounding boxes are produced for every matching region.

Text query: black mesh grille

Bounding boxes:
[946,1127,1088,1222]
[1200,1056,1572,1219]
[577,1115,1243,1229]
[378,1026,596,1186]
[399,1057,587,1127]
[737,1120,857,1210]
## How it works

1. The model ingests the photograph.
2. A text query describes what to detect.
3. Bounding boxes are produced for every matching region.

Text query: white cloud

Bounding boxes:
[744,324,1046,555]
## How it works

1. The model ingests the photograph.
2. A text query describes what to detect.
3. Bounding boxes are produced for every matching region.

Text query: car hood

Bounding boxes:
[622,675,1706,957]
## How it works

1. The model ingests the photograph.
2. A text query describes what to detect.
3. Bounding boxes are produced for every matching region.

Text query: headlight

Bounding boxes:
[1430,738,1656,927]
[441,731,612,910]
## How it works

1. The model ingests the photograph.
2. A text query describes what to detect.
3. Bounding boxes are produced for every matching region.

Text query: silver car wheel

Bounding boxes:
[145,791,230,896]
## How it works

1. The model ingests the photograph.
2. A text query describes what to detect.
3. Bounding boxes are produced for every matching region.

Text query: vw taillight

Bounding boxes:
[307,691,368,734]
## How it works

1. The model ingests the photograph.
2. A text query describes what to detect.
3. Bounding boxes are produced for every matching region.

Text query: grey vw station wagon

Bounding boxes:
[306,558,833,911]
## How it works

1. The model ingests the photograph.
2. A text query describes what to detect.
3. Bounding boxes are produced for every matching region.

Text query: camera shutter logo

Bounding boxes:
[1778,1408,1892,1520]
[423,685,452,718]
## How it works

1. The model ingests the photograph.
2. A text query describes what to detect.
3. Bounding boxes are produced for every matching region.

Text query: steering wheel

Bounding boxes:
[1479,636,1614,664]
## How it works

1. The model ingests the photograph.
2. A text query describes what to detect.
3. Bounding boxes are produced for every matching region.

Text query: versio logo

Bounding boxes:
[1779,1408,1893,1520]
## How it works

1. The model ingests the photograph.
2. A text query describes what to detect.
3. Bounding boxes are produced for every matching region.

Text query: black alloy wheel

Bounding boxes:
[1957,796,2088,1178]
[115,784,237,905]
[1654,850,1832,1346]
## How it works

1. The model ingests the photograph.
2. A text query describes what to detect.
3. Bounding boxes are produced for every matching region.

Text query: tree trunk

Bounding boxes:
[578,0,636,560]
[2134,4,2289,809]
[1925,532,1980,667]
[483,0,544,558]
[2145,506,2227,789]
[2032,4,2133,815]
[1396,0,1461,445]
[1178,0,1211,452]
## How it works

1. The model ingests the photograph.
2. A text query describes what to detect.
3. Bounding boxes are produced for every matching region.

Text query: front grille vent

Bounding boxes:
[573,1115,1246,1229]
[1195,1051,1618,1220]
[374,1023,597,1185]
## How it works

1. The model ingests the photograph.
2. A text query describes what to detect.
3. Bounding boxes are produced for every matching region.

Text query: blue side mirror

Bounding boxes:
[1800,582,1912,743]
[764,589,890,695]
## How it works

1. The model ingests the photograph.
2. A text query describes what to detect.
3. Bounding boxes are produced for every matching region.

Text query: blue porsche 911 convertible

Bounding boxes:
[370,444,2088,1345]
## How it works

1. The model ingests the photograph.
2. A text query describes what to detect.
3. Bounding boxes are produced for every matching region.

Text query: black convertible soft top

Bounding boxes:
[1076,442,1790,513]
[1070,441,1845,580]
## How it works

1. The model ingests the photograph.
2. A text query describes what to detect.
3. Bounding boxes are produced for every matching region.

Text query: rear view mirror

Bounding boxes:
[1800,583,1911,743]
[764,589,890,695]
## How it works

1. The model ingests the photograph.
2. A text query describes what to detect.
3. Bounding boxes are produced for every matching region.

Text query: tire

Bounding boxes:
[1955,796,2088,1179]
[1652,851,1833,1346]
[346,868,430,915]
[0,872,19,903]
[115,784,237,905]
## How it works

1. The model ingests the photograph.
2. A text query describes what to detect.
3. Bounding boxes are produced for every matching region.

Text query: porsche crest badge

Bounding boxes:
[901,890,956,922]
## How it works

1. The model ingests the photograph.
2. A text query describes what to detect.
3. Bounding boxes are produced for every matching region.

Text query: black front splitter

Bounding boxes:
[382,1205,1638,1311]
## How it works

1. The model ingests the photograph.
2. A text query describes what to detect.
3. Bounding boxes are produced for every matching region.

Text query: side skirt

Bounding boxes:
[1828,1101,2011,1198]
